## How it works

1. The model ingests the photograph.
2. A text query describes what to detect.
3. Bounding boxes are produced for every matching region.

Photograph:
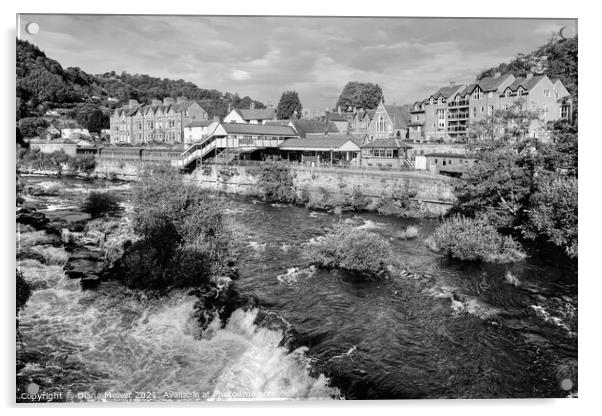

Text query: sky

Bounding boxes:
[18,15,577,112]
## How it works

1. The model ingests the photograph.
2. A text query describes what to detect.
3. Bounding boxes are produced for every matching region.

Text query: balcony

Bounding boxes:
[447,113,469,120]
[448,100,469,107]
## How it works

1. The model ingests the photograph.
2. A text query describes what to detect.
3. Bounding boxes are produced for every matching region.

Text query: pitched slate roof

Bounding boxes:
[476,73,514,92]
[503,75,546,93]
[220,123,297,136]
[425,152,470,158]
[279,136,360,150]
[236,108,277,121]
[291,119,339,137]
[430,84,465,99]
[185,120,214,128]
[326,112,351,122]
[361,138,413,149]
[383,105,411,130]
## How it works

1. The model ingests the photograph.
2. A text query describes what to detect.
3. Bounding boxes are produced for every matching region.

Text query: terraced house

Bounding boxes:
[417,72,572,142]
[110,97,209,144]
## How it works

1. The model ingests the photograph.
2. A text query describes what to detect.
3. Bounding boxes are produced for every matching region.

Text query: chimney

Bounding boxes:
[128,99,138,108]
[337,106,341,114]
[176,96,188,104]
[494,71,502,78]
[151,99,162,106]
[163,97,175,105]
[525,72,534,80]
[227,103,232,113]
[450,81,456,86]
[249,102,255,110]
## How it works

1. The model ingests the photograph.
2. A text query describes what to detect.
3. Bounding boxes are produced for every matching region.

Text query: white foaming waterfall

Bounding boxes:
[18,261,339,401]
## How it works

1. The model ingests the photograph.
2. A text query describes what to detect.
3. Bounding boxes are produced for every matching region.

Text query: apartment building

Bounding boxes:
[416,72,572,142]
[110,96,209,144]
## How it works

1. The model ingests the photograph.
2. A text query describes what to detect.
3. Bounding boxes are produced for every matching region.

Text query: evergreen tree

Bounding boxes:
[276,91,303,120]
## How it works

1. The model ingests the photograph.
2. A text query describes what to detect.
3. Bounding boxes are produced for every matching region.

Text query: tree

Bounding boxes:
[335,82,384,110]
[18,117,49,138]
[451,108,577,259]
[276,90,303,120]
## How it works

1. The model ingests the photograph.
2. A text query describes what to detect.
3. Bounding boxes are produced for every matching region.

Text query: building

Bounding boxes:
[408,101,426,141]
[325,107,355,133]
[350,109,376,134]
[110,96,209,144]
[61,127,90,139]
[223,103,277,124]
[422,153,477,176]
[416,72,572,142]
[266,119,340,137]
[365,102,411,142]
[360,138,413,169]
[183,120,219,145]
[279,134,363,166]
[29,137,93,156]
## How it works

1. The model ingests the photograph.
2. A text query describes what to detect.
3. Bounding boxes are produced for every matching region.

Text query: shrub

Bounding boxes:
[70,154,96,175]
[81,191,121,218]
[16,270,31,313]
[119,169,231,290]
[426,216,526,263]
[349,186,369,211]
[307,224,392,276]
[255,158,297,203]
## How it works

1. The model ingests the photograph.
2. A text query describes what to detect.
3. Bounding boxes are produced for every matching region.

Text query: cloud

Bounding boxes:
[230,69,251,81]
[18,15,577,111]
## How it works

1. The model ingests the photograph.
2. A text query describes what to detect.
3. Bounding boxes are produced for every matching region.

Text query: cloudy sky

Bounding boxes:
[18,15,577,111]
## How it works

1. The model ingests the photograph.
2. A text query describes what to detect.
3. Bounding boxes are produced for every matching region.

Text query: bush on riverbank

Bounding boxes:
[425,216,526,263]
[17,148,96,175]
[81,192,121,218]
[117,168,232,290]
[253,158,297,203]
[16,270,31,313]
[307,224,392,276]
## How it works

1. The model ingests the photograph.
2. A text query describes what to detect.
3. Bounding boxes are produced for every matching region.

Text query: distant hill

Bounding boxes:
[478,35,577,104]
[16,39,266,120]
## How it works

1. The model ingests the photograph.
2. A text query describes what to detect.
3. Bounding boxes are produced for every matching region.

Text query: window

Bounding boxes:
[385,149,393,158]
[429,97,434,105]
[488,92,493,98]
[544,89,550,97]
[481,106,485,113]
[437,109,445,130]
[472,107,477,118]
[561,105,569,119]
[487,105,494,116]
[517,88,524,97]
[505,90,511,98]
[472,87,483,100]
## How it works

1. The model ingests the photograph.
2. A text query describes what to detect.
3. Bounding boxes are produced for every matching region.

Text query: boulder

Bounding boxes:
[64,248,105,279]
[80,274,102,289]
[17,208,50,230]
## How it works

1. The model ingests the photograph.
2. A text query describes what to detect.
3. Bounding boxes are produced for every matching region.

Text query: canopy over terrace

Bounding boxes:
[278,133,364,166]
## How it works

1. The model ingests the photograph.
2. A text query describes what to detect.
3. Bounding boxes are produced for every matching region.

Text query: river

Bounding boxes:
[16,175,578,401]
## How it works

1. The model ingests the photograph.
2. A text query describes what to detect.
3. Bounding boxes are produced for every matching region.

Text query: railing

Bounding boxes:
[172,135,217,168]
[448,100,469,107]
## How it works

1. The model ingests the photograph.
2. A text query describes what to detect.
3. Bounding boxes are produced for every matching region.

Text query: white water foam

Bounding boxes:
[18,263,339,401]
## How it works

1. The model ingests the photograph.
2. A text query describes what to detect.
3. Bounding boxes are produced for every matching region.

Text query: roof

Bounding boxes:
[503,75,546,93]
[185,120,214,128]
[425,152,471,158]
[361,138,413,149]
[279,136,360,150]
[220,123,297,136]
[476,73,514,92]
[236,108,276,121]
[383,105,411,130]
[430,84,465,99]
[291,119,339,137]
[326,112,349,122]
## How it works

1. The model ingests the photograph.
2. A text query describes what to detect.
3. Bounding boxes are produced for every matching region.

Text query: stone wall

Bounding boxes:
[93,160,457,216]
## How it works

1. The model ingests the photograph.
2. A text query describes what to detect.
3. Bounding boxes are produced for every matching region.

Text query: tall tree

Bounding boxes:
[335,82,384,110]
[276,91,303,120]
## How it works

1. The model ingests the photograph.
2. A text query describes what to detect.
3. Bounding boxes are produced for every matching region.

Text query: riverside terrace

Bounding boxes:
[76,122,416,170]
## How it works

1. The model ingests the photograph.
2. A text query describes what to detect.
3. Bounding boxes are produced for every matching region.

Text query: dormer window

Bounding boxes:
[505,89,511,98]
[517,88,524,97]
[429,97,434,105]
